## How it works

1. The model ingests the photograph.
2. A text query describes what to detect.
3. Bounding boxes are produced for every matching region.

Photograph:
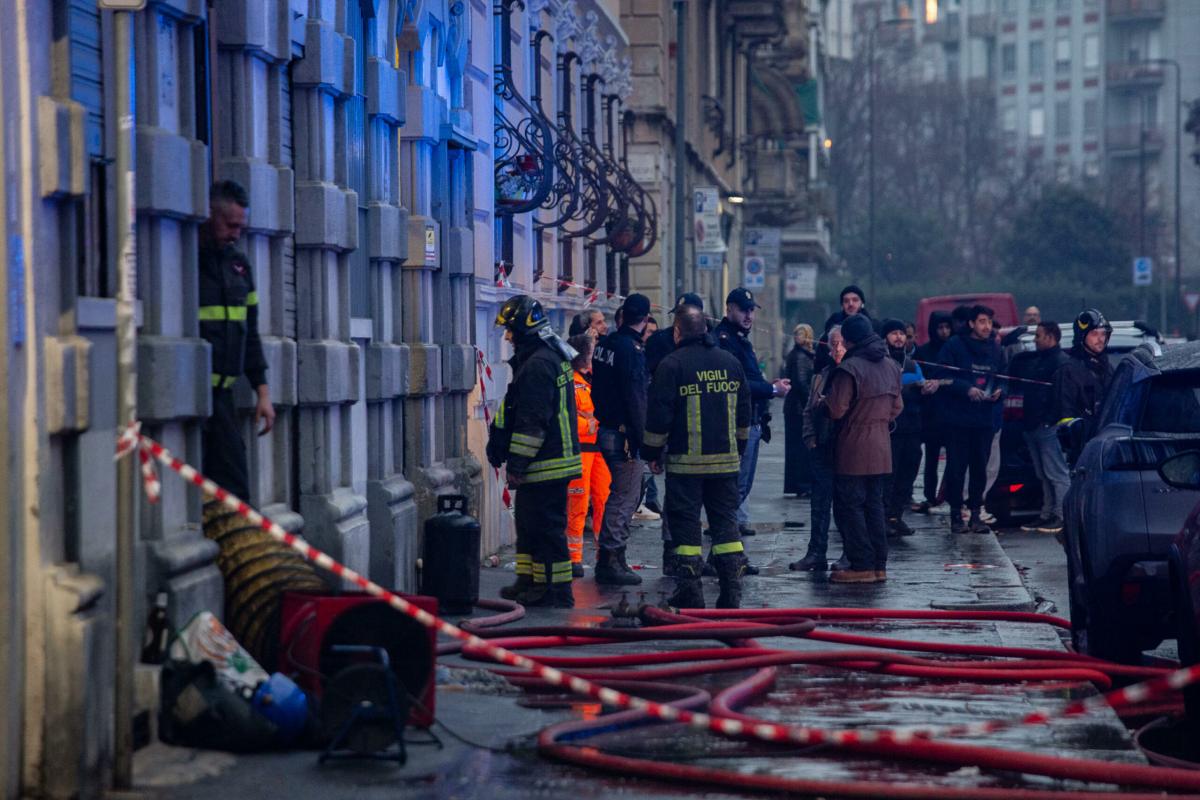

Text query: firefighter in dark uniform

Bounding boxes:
[199,180,274,501]
[642,306,752,608]
[487,295,583,608]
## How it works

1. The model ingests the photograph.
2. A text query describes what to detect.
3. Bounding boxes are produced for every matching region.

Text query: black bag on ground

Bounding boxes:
[159,659,279,752]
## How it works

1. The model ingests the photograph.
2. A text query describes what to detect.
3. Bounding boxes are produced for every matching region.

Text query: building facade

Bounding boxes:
[1,0,824,795]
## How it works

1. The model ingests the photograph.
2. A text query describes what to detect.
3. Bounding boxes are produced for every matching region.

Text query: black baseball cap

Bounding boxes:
[621,293,652,318]
[669,292,704,313]
[726,287,761,311]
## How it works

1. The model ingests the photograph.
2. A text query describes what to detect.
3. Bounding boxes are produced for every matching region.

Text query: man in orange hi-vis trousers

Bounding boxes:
[566,333,611,576]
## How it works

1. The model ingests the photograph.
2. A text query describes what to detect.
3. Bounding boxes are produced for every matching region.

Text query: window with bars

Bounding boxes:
[1055,100,1070,137]
[1029,40,1044,76]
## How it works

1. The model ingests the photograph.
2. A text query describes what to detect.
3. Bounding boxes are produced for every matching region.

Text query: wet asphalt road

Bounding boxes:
[134,424,1166,799]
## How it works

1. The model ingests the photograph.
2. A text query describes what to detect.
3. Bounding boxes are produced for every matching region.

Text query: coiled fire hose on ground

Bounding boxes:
[119,424,1200,798]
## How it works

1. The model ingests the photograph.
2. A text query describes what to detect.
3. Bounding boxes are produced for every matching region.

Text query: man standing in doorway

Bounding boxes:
[716,288,791,539]
[199,180,274,502]
[592,293,653,586]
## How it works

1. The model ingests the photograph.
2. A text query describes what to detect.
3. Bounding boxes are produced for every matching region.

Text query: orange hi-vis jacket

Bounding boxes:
[574,369,600,450]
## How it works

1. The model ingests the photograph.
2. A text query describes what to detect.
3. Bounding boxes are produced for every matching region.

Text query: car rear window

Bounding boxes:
[1139,372,1200,433]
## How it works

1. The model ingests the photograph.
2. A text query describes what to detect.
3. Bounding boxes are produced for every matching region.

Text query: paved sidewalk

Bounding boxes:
[136,428,1147,799]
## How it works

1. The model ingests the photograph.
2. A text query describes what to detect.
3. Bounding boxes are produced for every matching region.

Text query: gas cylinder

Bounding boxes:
[421,495,481,615]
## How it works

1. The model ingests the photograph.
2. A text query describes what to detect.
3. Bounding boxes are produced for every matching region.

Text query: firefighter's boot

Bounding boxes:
[500,554,533,600]
[666,556,705,609]
[713,552,748,609]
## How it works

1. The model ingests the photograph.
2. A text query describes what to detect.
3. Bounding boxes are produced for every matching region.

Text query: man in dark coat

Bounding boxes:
[592,294,653,585]
[881,319,924,537]
[822,284,875,334]
[824,314,902,583]
[938,305,1004,534]
[783,324,816,496]
[1012,320,1071,533]
[912,310,951,512]
[716,288,791,537]
[1052,309,1113,461]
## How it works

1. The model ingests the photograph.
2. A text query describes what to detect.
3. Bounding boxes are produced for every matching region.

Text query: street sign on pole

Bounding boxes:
[743,255,766,289]
[784,263,818,300]
[696,251,723,271]
[693,187,725,253]
[1133,256,1153,287]
[1184,292,1200,314]
[745,227,782,274]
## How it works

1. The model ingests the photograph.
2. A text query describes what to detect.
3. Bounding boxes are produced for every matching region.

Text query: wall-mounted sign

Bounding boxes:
[743,255,766,289]
[693,187,725,253]
[785,263,818,301]
[745,227,782,274]
[425,225,437,266]
[697,251,723,271]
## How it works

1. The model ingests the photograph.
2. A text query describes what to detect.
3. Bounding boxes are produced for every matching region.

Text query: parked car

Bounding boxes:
[914,293,1019,346]
[985,322,1166,526]
[1062,342,1200,663]
[1155,448,1200,718]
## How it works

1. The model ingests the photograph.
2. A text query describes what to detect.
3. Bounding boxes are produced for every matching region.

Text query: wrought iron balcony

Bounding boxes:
[493,0,554,216]
[1106,123,1165,155]
[536,51,608,242]
[1106,0,1165,22]
[1106,61,1166,89]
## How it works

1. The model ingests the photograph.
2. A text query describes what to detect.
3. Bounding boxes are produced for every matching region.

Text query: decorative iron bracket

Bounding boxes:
[494,0,555,216]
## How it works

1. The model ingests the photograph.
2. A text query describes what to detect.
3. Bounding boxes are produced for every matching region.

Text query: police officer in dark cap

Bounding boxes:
[646,292,705,374]
[716,288,791,538]
[592,293,653,585]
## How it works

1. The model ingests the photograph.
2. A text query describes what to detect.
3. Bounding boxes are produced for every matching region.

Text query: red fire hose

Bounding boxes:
[451,602,1200,797]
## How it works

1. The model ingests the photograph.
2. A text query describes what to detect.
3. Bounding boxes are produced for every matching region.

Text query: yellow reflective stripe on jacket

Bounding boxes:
[727,393,737,451]
[665,461,740,475]
[509,443,540,457]
[673,545,702,556]
[246,291,258,306]
[558,363,574,456]
[687,394,702,456]
[211,374,238,389]
[495,400,507,428]
[511,432,545,449]
[198,305,248,321]
[711,541,745,555]
[669,453,744,464]
[1057,417,1078,426]
[644,430,668,448]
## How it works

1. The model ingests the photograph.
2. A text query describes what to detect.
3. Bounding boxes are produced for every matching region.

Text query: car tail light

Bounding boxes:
[1008,483,1025,494]
[1102,438,1200,471]
[1002,395,1024,423]
[1121,581,1142,606]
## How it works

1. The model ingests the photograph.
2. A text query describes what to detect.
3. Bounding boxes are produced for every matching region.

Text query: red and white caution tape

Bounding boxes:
[115,420,1200,753]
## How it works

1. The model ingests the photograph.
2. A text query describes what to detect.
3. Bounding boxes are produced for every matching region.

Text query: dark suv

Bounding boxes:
[986,322,1164,526]
[1063,342,1200,663]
